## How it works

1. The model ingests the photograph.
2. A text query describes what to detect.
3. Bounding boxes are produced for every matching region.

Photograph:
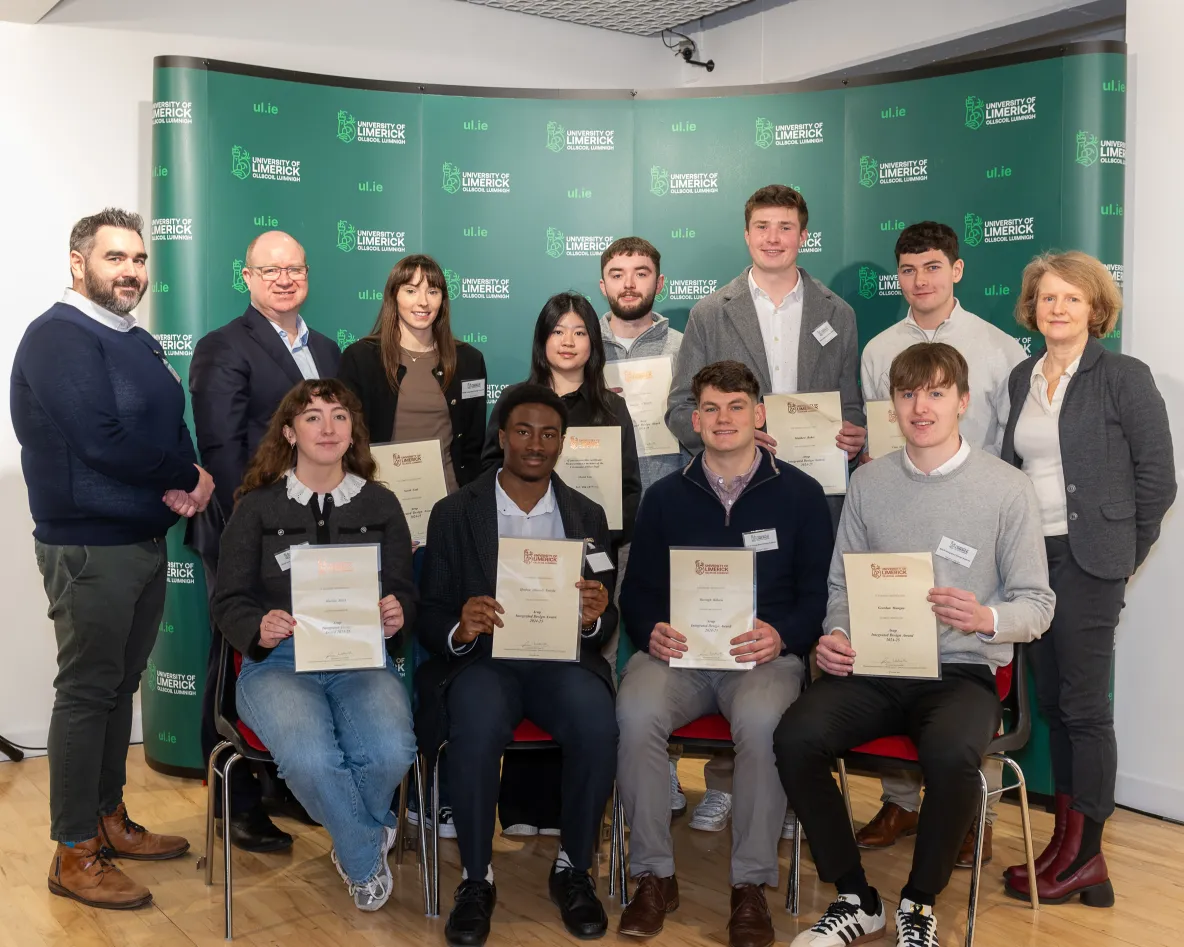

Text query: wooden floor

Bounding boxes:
[1,748,1181,946]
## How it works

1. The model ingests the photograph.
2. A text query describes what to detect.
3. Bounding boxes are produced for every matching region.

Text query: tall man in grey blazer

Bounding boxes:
[666,184,866,509]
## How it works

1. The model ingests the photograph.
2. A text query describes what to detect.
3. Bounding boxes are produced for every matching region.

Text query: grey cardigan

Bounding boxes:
[665,267,864,452]
[1001,337,1176,580]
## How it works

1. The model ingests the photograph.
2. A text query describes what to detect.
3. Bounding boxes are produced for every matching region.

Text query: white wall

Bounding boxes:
[1114,1,1184,821]
[0,8,680,757]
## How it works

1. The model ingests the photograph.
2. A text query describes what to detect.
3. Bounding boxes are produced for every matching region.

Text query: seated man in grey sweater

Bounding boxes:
[774,342,1054,947]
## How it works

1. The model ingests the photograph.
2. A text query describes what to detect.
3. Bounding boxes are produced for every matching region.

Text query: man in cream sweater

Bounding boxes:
[775,342,1054,947]
[857,221,1026,864]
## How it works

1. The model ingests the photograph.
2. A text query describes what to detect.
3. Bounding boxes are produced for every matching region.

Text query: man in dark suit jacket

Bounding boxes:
[416,384,618,947]
[188,230,341,852]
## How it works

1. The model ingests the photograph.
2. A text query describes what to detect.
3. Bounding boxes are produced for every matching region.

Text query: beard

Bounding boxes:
[607,289,656,322]
[84,267,146,315]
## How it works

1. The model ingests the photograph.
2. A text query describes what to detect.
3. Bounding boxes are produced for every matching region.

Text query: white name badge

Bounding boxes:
[587,551,615,573]
[812,321,838,347]
[742,528,779,552]
[275,541,310,572]
[461,378,486,400]
[936,536,978,568]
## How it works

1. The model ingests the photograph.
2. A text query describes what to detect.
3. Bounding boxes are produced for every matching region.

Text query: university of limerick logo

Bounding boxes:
[336,328,358,351]
[965,95,985,130]
[231,145,251,180]
[336,220,357,252]
[546,121,566,153]
[650,165,670,197]
[963,213,984,248]
[145,659,158,692]
[444,268,462,299]
[337,109,357,143]
[655,283,669,304]
[858,266,878,300]
[859,155,878,188]
[754,116,774,150]
[232,259,247,293]
[1075,130,1100,167]
[442,161,462,194]
[545,228,565,259]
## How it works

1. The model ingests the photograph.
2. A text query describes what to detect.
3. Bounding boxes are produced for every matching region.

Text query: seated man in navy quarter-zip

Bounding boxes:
[616,360,833,947]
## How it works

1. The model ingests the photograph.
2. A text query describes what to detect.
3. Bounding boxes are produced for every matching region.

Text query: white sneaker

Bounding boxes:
[408,804,457,838]
[894,899,938,947]
[689,789,732,832]
[331,824,398,912]
[790,893,886,946]
[782,809,805,840]
[670,760,687,814]
[539,827,562,837]
[502,823,540,836]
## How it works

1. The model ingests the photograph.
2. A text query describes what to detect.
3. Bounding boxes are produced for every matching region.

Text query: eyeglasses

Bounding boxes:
[248,265,309,281]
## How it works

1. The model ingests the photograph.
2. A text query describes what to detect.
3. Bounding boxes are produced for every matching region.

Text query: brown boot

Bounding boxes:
[98,803,190,861]
[47,837,153,909]
[619,873,679,937]
[727,884,774,947]
[855,802,918,850]
[955,822,993,868]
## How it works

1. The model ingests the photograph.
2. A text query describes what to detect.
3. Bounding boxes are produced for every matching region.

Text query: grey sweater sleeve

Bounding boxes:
[987,482,1056,644]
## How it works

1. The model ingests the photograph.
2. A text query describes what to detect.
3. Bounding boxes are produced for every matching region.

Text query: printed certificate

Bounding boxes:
[669,547,757,671]
[290,544,385,673]
[844,552,940,679]
[492,537,586,661]
[764,391,848,495]
[555,426,623,530]
[604,356,679,457]
[371,439,450,546]
[865,400,907,460]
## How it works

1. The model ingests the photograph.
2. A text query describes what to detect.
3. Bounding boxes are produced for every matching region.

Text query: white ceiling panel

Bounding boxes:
[457,0,754,35]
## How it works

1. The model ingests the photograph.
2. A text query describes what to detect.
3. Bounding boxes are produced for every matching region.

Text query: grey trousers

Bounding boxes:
[879,759,1003,824]
[617,650,804,886]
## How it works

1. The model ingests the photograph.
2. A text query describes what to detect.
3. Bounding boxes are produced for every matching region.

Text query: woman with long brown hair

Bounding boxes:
[212,378,418,914]
[339,253,488,492]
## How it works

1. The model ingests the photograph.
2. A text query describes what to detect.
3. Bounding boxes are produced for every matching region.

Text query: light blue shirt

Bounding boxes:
[269,315,320,379]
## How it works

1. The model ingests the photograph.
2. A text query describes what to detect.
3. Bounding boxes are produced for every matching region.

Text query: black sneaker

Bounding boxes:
[549,866,608,939]
[445,878,497,947]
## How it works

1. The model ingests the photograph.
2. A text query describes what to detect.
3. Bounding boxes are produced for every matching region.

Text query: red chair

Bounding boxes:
[833,646,1039,947]
[427,719,561,916]
[607,714,806,915]
[200,637,431,938]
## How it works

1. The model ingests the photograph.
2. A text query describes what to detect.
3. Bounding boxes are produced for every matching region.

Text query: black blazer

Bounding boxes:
[481,381,643,544]
[189,306,341,514]
[1001,337,1176,580]
[337,338,487,488]
[413,467,617,760]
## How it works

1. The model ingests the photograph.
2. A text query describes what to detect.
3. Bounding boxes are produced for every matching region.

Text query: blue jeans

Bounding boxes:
[237,638,417,883]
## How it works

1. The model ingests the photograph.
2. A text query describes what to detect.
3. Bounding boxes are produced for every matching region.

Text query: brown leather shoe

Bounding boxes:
[727,884,774,947]
[98,803,190,861]
[619,873,679,937]
[47,837,153,909]
[955,822,993,868]
[854,802,918,850]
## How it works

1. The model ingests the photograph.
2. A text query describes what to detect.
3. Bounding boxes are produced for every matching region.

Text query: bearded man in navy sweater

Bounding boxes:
[616,360,833,947]
[11,209,214,910]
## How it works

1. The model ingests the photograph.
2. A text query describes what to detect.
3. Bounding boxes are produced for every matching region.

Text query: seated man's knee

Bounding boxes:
[921,740,985,784]
[616,684,673,750]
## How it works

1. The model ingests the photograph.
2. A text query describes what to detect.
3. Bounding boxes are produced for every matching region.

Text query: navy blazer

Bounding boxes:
[1001,337,1176,579]
[189,306,341,514]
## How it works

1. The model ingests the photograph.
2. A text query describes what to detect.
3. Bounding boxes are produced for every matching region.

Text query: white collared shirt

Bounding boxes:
[284,469,366,510]
[901,436,971,478]
[61,288,137,332]
[748,268,805,394]
[1013,353,1081,536]
[270,315,320,380]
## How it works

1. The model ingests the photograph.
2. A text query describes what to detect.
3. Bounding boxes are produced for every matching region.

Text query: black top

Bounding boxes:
[1001,336,1176,580]
[481,381,643,544]
[338,338,487,488]
[211,477,417,662]
[189,306,342,515]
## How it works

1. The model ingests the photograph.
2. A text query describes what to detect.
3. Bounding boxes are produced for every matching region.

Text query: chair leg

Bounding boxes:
[786,813,800,915]
[998,755,1039,912]
[414,755,431,917]
[616,790,629,906]
[394,771,409,866]
[836,759,854,833]
[203,741,232,886]
[607,783,619,899]
[432,750,443,918]
[964,769,990,947]
[222,753,241,941]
